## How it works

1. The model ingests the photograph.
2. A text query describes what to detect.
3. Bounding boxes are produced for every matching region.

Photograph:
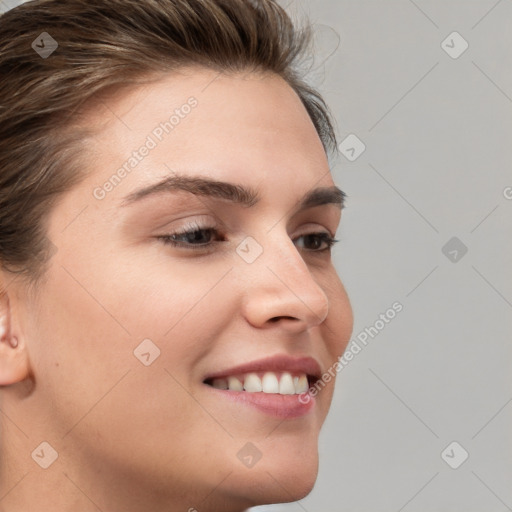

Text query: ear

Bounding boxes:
[0,283,31,386]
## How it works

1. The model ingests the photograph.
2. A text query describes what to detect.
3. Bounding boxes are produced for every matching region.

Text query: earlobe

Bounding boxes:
[0,287,31,386]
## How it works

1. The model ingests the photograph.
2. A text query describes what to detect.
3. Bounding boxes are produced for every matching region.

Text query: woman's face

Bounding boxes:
[4,68,353,510]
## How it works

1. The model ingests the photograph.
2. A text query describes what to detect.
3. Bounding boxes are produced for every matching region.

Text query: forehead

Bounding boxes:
[75,67,333,207]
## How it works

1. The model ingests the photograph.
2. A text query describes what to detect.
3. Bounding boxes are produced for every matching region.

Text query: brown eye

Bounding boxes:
[295,233,338,252]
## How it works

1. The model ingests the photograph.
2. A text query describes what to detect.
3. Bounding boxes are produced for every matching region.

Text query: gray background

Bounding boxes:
[2,0,511,511]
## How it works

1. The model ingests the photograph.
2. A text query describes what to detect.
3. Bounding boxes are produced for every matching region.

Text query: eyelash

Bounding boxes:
[157,221,339,253]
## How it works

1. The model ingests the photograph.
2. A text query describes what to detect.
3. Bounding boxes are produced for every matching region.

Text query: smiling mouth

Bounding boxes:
[203,371,317,395]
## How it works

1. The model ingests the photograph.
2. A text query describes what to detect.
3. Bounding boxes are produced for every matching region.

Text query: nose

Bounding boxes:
[241,231,330,333]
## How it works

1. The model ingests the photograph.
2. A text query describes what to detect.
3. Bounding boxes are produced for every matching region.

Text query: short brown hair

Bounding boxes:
[0,0,338,284]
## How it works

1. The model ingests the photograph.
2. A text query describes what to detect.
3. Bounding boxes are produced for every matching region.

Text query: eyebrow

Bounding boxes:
[120,173,346,211]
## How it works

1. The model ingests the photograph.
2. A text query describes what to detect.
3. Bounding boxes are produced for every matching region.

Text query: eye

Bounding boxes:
[294,232,338,252]
[157,221,223,251]
[157,221,338,253]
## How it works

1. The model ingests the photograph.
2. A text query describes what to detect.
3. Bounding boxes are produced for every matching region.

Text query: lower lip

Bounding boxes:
[204,385,316,418]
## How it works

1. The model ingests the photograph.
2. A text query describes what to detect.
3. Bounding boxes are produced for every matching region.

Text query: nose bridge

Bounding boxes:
[239,229,330,329]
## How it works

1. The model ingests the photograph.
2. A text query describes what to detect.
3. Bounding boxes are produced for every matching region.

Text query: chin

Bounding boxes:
[226,446,319,508]
[267,460,319,503]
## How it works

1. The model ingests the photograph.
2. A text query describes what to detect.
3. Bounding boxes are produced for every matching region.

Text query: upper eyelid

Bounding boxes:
[167,220,336,238]
[164,207,340,230]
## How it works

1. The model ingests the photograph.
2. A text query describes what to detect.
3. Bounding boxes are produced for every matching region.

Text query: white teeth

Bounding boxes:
[243,373,262,392]
[296,375,309,393]
[209,372,311,394]
[227,376,243,391]
[279,372,295,395]
[262,372,279,393]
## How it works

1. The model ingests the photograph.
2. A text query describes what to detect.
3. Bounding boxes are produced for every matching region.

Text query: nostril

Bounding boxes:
[269,316,297,322]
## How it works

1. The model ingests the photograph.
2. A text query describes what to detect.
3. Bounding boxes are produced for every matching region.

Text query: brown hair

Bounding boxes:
[0,0,338,285]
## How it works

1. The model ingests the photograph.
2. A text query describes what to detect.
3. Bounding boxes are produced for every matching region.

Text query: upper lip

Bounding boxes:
[203,354,323,382]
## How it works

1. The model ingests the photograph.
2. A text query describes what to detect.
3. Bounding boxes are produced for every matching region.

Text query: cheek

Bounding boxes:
[22,265,135,437]
[33,256,228,416]
[100,256,232,354]
[24,261,232,461]
[323,271,354,358]
[316,273,353,408]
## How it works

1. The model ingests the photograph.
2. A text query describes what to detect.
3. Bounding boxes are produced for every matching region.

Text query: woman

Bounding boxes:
[0,0,353,510]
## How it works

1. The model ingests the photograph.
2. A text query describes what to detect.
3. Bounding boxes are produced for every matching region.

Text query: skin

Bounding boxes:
[0,67,353,512]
